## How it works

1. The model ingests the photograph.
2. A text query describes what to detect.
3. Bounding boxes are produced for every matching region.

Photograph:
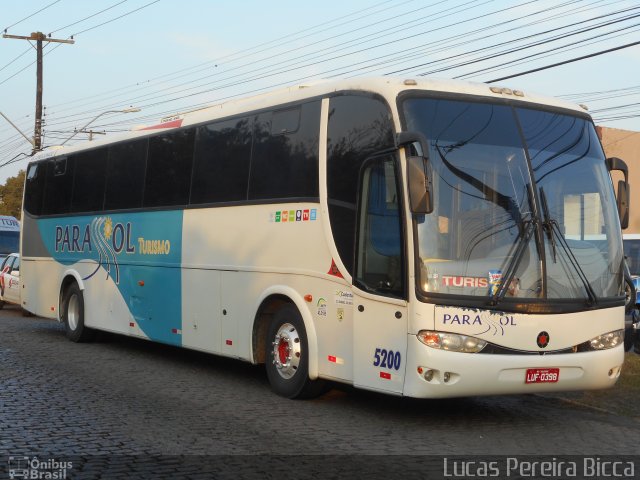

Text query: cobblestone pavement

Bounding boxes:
[0,307,638,478]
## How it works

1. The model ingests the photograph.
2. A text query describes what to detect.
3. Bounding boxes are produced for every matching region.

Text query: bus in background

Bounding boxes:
[623,233,640,350]
[20,77,629,399]
[0,215,20,260]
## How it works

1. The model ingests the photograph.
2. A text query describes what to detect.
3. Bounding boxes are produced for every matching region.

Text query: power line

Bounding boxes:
[48,0,130,36]
[2,0,638,157]
[0,47,31,74]
[452,17,640,79]
[41,0,537,125]
[487,39,640,83]
[3,0,63,33]
[71,0,162,37]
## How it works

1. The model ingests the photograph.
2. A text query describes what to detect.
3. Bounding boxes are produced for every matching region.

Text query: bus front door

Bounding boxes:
[352,155,408,394]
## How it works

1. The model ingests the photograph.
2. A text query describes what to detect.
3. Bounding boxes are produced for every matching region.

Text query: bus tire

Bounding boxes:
[265,304,327,399]
[0,300,5,310]
[61,283,94,343]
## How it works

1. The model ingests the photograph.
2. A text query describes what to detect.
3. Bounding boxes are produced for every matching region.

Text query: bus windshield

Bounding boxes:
[402,97,624,307]
[0,231,19,256]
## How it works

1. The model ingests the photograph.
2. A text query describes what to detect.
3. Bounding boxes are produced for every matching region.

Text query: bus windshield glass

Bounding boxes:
[402,97,624,305]
[0,231,19,255]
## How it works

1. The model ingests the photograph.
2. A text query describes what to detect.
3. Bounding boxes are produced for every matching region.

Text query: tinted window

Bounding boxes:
[105,139,148,210]
[327,94,394,275]
[624,239,640,276]
[356,156,404,298]
[191,116,252,204]
[249,102,320,200]
[24,163,45,215]
[144,129,195,207]
[0,232,19,255]
[271,107,300,134]
[71,148,108,213]
[42,157,75,215]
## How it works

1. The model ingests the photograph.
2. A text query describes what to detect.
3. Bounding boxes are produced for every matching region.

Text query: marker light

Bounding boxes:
[587,330,624,350]
[417,330,487,353]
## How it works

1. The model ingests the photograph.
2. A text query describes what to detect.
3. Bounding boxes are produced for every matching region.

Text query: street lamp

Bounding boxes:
[61,107,141,146]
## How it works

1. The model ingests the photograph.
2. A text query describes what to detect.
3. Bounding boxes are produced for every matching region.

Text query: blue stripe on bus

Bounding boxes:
[36,211,183,346]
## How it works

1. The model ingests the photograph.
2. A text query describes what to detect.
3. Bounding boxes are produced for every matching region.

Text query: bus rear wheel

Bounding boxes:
[62,283,94,343]
[265,304,326,399]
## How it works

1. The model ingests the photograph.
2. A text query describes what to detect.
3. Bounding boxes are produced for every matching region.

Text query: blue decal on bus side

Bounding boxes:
[36,211,184,346]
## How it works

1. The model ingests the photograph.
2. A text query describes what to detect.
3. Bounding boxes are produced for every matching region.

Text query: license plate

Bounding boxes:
[525,368,559,384]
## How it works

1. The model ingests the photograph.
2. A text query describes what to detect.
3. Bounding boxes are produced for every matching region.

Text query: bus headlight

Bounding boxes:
[587,330,624,350]
[417,330,487,353]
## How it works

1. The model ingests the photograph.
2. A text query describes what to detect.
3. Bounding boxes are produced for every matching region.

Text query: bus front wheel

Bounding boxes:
[62,283,94,343]
[265,304,326,399]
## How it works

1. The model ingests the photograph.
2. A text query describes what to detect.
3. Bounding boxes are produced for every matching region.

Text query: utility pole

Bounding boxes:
[2,32,74,153]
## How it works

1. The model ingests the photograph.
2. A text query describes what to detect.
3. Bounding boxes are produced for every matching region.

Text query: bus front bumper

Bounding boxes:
[403,335,624,399]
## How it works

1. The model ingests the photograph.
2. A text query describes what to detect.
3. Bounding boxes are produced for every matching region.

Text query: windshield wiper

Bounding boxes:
[539,188,598,306]
[540,189,557,263]
[435,144,524,228]
[490,217,535,307]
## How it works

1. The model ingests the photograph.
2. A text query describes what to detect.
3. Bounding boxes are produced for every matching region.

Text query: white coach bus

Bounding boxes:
[21,77,630,398]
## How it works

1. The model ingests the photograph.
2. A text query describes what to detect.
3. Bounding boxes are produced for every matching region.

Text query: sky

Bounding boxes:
[1,0,639,183]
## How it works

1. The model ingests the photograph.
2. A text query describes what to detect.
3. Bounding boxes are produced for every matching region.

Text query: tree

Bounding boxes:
[0,170,25,219]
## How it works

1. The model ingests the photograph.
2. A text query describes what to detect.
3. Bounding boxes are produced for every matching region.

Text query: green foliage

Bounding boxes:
[0,170,25,220]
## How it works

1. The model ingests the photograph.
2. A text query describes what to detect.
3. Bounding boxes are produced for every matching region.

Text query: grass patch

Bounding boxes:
[543,353,640,418]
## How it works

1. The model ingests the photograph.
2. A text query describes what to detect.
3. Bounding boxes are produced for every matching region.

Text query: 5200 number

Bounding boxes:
[373,348,401,371]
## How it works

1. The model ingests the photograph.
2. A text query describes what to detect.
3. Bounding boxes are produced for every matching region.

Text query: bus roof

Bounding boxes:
[31,76,588,161]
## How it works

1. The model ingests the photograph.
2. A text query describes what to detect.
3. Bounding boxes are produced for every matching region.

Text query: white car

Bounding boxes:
[0,253,20,308]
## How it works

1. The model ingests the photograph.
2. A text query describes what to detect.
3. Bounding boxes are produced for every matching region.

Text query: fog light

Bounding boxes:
[424,369,434,382]
[443,372,451,383]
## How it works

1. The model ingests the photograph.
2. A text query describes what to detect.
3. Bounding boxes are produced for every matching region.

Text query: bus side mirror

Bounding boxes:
[397,131,433,215]
[617,180,630,229]
[407,155,433,214]
[607,157,630,229]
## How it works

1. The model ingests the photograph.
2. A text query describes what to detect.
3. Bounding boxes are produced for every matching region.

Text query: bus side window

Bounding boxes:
[327,94,395,276]
[24,163,45,215]
[248,101,320,201]
[191,116,252,204]
[355,156,404,297]
[105,139,148,210]
[42,157,75,215]
[71,148,108,213]
[144,129,195,207]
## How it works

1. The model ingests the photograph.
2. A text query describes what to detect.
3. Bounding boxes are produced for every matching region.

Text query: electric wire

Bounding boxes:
[487,39,640,83]
[1,0,639,161]
[2,0,63,33]
[47,0,130,36]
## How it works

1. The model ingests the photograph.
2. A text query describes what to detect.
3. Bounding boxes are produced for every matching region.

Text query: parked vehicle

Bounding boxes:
[0,253,20,308]
[623,234,640,351]
[0,216,20,261]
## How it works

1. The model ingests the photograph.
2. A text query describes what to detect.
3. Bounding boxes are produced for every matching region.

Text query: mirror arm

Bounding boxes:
[607,157,629,184]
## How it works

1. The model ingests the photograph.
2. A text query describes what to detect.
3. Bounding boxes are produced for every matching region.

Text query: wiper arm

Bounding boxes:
[435,144,523,229]
[490,218,535,307]
[539,188,598,306]
[540,189,557,263]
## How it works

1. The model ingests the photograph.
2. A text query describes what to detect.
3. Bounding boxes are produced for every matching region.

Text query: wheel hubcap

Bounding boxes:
[67,294,79,331]
[272,323,301,379]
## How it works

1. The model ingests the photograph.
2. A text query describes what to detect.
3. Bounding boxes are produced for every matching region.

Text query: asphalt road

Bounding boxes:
[0,306,638,479]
